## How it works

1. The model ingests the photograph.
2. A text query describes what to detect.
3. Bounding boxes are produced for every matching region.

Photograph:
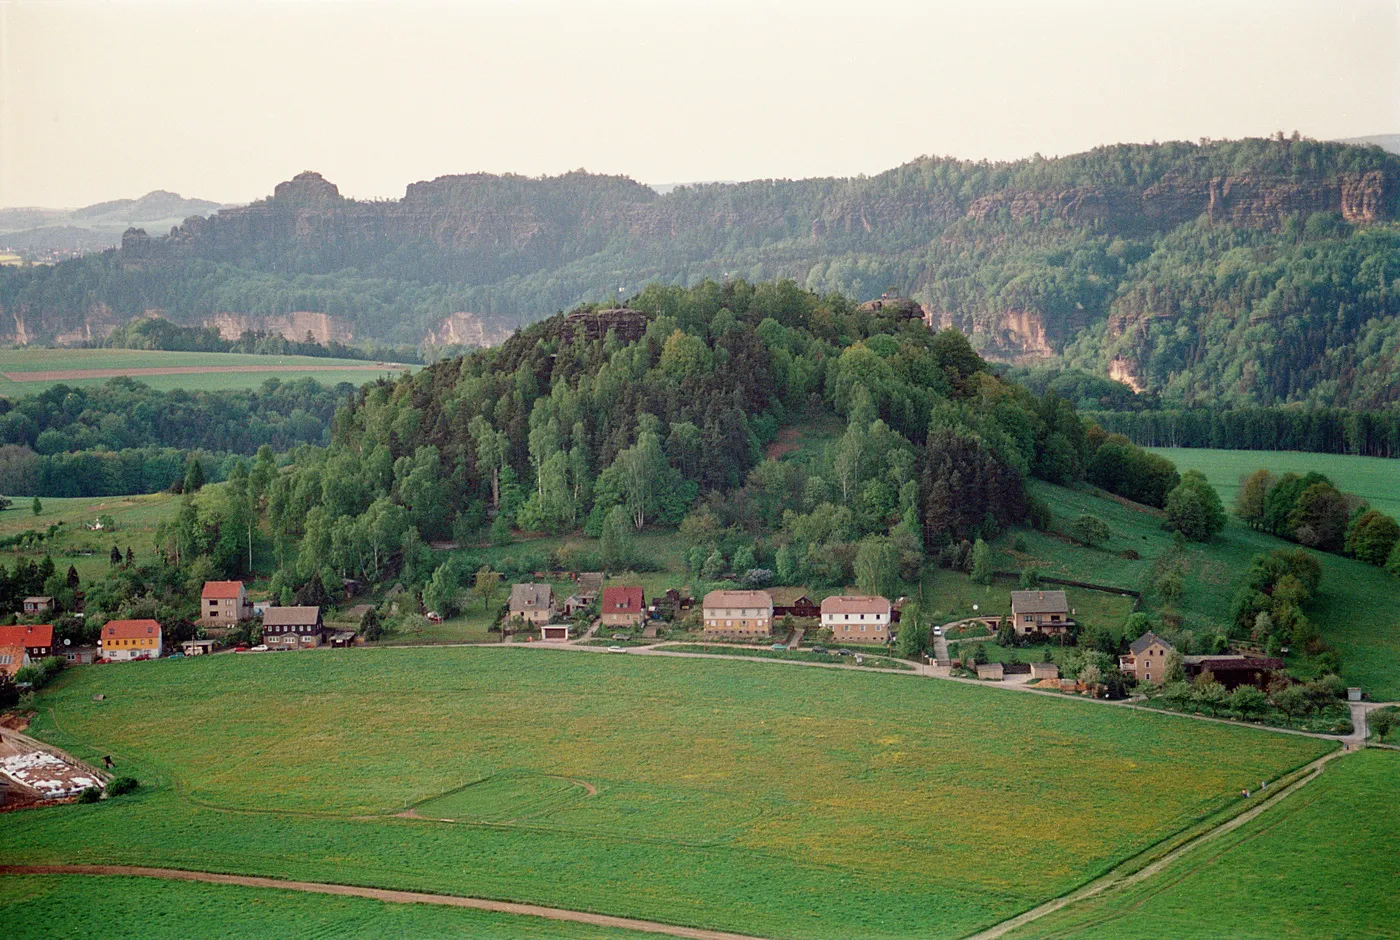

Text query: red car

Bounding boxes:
[233,646,248,653]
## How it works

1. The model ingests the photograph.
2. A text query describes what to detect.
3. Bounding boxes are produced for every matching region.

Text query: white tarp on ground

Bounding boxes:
[0,750,99,797]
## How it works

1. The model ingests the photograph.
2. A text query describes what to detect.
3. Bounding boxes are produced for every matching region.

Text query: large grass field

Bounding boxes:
[0,647,1332,939]
[1009,481,1400,699]
[0,874,657,939]
[0,348,414,394]
[1150,447,1400,518]
[1007,747,1400,939]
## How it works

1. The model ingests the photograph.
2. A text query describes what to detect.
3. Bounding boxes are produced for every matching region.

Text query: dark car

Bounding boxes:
[810,645,827,654]
[837,648,852,656]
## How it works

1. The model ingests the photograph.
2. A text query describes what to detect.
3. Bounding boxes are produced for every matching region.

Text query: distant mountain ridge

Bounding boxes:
[1338,133,1400,155]
[2,136,1398,406]
[0,190,232,258]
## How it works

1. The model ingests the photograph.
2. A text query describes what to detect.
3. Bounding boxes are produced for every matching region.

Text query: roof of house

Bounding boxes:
[1010,590,1068,614]
[103,619,161,640]
[201,580,245,600]
[1029,661,1060,677]
[1130,631,1173,655]
[0,642,25,666]
[182,639,217,648]
[23,596,52,604]
[1184,655,1285,671]
[0,624,53,647]
[702,589,773,609]
[510,583,554,611]
[601,586,644,615]
[767,587,813,607]
[820,594,891,616]
[261,606,322,626]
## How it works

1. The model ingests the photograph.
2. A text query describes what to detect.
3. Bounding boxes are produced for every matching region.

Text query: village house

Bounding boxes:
[63,645,98,666]
[820,595,893,641]
[261,607,326,649]
[1183,654,1285,691]
[601,586,645,628]
[100,619,162,661]
[0,624,54,663]
[22,597,53,615]
[201,581,253,626]
[509,584,556,627]
[702,590,773,637]
[769,588,820,619]
[1119,632,1174,684]
[1009,590,1073,636]
[0,642,24,678]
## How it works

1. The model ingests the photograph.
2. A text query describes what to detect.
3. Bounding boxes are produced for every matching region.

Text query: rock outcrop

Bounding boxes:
[424,312,515,348]
[201,311,355,344]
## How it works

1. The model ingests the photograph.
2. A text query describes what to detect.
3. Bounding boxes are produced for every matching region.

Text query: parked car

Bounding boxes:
[233,646,248,653]
[933,627,943,636]
[425,612,443,624]
[855,655,864,665]
[837,648,852,656]
[612,633,630,641]
[771,643,787,651]
[810,645,827,654]
[608,645,625,653]
[250,644,269,652]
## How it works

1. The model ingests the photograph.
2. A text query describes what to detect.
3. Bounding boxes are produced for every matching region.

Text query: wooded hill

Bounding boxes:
[3,136,1398,406]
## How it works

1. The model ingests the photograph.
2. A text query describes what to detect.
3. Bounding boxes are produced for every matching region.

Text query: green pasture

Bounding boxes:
[0,647,1330,939]
[1009,748,1400,939]
[0,874,655,940]
[0,347,413,394]
[0,491,182,583]
[1150,447,1400,517]
[1011,482,1400,699]
[653,642,914,670]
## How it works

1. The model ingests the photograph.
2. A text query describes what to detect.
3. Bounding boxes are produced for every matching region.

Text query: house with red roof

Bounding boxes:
[100,619,162,662]
[601,586,645,628]
[0,623,53,676]
[201,581,253,626]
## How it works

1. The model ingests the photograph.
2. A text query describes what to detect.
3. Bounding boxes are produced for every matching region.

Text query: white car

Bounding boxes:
[250,644,269,652]
[608,645,625,653]
[933,628,943,636]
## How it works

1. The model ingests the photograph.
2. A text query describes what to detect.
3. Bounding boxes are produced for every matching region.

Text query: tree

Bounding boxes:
[1272,683,1312,721]
[473,566,502,612]
[1192,672,1229,716]
[109,545,122,566]
[599,505,634,569]
[294,570,331,608]
[183,458,205,493]
[1165,470,1226,542]
[1163,649,1186,684]
[1370,709,1397,741]
[65,565,79,590]
[1069,515,1111,548]
[31,497,41,516]
[854,535,900,599]
[701,548,725,581]
[423,562,461,618]
[1235,469,1274,528]
[1229,684,1267,718]
[1346,510,1400,566]
[360,606,383,641]
[996,617,1015,647]
[969,538,993,585]
[1286,482,1352,552]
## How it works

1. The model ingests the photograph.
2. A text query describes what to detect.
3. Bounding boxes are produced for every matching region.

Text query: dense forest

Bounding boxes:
[97,316,422,363]
[2,136,1397,407]
[0,378,348,496]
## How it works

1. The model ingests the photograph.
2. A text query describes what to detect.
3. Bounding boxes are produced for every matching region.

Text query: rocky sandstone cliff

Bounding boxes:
[202,311,356,344]
[423,312,516,348]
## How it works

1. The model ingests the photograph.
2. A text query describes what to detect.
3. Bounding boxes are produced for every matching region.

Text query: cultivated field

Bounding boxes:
[0,348,414,394]
[1150,447,1400,518]
[1007,748,1400,939]
[0,648,1332,939]
[0,874,656,940]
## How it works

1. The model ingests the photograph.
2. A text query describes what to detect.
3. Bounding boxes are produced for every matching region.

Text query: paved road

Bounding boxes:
[0,865,769,940]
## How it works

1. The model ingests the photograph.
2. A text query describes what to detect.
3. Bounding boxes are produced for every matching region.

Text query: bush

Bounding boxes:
[105,776,139,796]
[77,786,102,804]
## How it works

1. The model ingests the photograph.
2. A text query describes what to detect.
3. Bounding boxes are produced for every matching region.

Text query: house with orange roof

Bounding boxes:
[0,623,55,662]
[201,581,253,626]
[100,619,162,662]
[601,586,645,628]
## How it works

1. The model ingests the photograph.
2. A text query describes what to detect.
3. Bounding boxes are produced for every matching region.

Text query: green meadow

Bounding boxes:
[0,874,655,940]
[1150,447,1400,518]
[0,348,413,394]
[0,647,1331,939]
[1008,748,1400,939]
[0,492,182,583]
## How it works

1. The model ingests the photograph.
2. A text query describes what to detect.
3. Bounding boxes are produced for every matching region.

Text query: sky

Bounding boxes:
[1,0,1397,208]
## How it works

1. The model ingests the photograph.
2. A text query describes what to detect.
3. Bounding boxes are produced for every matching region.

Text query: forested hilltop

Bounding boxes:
[3,136,1398,406]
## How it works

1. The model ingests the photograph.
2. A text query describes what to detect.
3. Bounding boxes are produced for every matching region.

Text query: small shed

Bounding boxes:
[330,631,357,648]
[22,597,53,614]
[976,662,1004,681]
[1029,661,1060,681]
[541,624,570,641]
[181,639,216,656]
[1348,687,1363,702]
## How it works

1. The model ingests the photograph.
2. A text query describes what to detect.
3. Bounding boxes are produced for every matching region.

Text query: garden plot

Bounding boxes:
[0,750,100,798]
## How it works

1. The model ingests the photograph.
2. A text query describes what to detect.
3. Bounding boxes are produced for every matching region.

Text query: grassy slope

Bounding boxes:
[0,648,1329,939]
[1012,481,1400,699]
[1007,748,1400,940]
[0,348,413,394]
[1150,448,1400,518]
[0,492,181,583]
[0,874,655,940]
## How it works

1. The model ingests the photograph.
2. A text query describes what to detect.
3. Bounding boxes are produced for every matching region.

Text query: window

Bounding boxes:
[860,625,866,632]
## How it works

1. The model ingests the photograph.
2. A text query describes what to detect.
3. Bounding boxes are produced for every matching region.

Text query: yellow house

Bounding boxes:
[100,619,163,662]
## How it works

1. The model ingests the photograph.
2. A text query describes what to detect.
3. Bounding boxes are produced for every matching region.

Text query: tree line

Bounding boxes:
[1081,407,1400,458]
[1235,468,1400,575]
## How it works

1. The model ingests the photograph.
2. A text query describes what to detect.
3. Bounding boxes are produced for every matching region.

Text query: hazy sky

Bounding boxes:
[2,0,1396,207]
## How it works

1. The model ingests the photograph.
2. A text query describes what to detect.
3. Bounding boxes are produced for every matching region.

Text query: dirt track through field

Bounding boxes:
[0,865,770,940]
[2,364,400,382]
